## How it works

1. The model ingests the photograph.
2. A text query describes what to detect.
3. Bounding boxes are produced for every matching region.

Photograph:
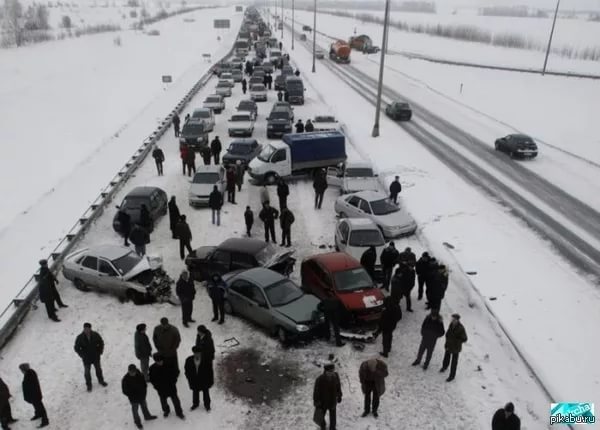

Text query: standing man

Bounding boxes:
[185,148,196,177]
[207,274,226,325]
[209,185,223,226]
[200,145,211,166]
[313,363,342,430]
[412,310,445,370]
[168,196,180,240]
[0,377,17,428]
[226,167,237,204]
[359,357,388,418]
[121,364,157,429]
[305,119,314,132]
[317,297,345,347]
[277,90,283,101]
[235,160,245,192]
[259,202,279,243]
[152,318,181,374]
[428,263,448,311]
[152,145,165,176]
[172,113,181,137]
[184,346,214,412]
[276,178,289,211]
[149,354,184,420]
[440,314,468,382]
[180,144,188,175]
[492,402,521,430]
[415,252,431,301]
[389,176,402,204]
[244,206,254,237]
[19,364,49,428]
[295,119,304,133]
[194,325,215,361]
[279,206,295,247]
[398,263,416,312]
[176,271,196,328]
[139,204,152,233]
[380,242,399,291]
[210,136,222,165]
[134,324,152,382]
[313,169,327,209]
[74,322,107,391]
[398,247,416,268]
[360,246,377,281]
[377,297,402,358]
[129,224,149,257]
[118,209,132,246]
[37,260,64,323]
[241,78,247,94]
[175,215,193,260]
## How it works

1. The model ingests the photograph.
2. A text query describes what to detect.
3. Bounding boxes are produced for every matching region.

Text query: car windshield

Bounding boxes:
[315,116,335,122]
[120,196,147,209]
[265,280,303,307]
[193,110,209,118]
[254,242,276,265]
[238,103,254,111]
[251,85,265,91]
[231,115,251,122]
[217,82,228,87]
[395,103,409,109]
[206,97,221,103]
[271,52,281,58]
[345,168,374,177]
[333,268,374,291]
[270,111,289,120]
[370,198,399,215]
[182,123,204,134]
[111,251,142,275]
[349,230,385,247]
[228,143,252,154]
[193,173,220,184]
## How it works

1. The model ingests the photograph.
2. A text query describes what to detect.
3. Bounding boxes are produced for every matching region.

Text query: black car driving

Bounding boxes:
[385,101,412,121]
[494,134,538,159]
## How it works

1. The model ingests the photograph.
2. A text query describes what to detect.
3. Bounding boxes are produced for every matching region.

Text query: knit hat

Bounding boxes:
[323,363,335,371]
[451,313,460,320]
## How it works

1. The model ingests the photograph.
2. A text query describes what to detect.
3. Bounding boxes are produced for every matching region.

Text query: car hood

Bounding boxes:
[375,210,414,228]
[343,244,385,265]
[263,250,295,268]
[336,288,384,311]
[269,119,291,125]
[229,121,253,129]
[123,256,158,280]
[344,177,379,193]
[189,183,215,196]
[275,294,321,323]
[188,246,216,262]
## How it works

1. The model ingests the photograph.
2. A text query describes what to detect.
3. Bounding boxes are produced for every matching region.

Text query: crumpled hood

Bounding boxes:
[336,288,384,311]
[263,249,295,269]
[123,256,155,280]
[275,294,321,324]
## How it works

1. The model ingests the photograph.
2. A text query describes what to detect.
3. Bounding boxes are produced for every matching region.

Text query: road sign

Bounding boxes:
[162,75,172,83]
[214,19,230,29]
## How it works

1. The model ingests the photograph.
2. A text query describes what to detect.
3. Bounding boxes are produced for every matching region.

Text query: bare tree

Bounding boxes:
[1,0,24,46]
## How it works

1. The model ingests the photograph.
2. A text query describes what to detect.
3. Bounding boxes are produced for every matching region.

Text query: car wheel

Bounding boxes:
[73,278,89,292]
[223,300,235,315]
[126,289,146,305]
[276,326,288,344]
[339,212,347,218]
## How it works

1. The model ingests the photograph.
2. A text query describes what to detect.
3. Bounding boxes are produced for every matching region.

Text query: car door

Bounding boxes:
[98,259,122,293]
[345,196,361,217]
[246,284,273,329]
[358,198,372,217]
[326,166,343,188]
[231,252,256,271]
[209,249,231,276]
[335,220,349,252]
[78,255,100,288]
[228,280,250,316]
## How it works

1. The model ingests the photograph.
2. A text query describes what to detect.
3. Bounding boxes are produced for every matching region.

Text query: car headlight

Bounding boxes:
[295,324,309,332]
[196,137,202,142]
[267,125,274,129]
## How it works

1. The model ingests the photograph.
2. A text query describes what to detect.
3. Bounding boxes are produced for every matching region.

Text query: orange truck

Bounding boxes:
[329,40,351,63]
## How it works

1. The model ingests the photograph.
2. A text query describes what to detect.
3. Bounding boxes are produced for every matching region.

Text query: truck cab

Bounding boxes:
[248,141,290,184]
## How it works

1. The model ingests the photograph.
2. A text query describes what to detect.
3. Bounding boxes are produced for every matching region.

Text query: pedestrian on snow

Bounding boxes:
[207,274,227,324]
[172,113,181,137]
[175,215,193,260]
[377,297,402,357]
[427,263,448,311]
[0,377,17,429]
[184,346,214,412]
[262,74,269,87]
[259,202,279,243]
[19,364,48,428]
[279,206,295,247]
[152,318,181,374]
[313,169,328,209]
[278,41,282,50]
[313,363,342,430]
[295,119,304,133]
[398,247,416,268]
[492,402,521,430]
[241,78,247,94]
[395,263,415,312]
[226,167,237,204]
[412,310,445,370]
[168,197,180,239]
[185,148,196,177]
[389,176,402,204]
[244,206,254,237]
[440,314,468,382]
[245,61,252,75]
[415,252,431,301]
[276,178,289,211]
[380,242,399,291]
[122,364,157,429]
[360,246,377,281]
[305,119,314,132]
[134,324,152,382]
[284,90,289,102]
[176,271,196,328]
[152,145,165,176]
[37,260,66,323]
[424,257,438,308]
[200,145,211,166]
[185,113,190,122]
[74,322,107,391]
[180,144,189,176]
[277,90,283,101]
[194,325,215,362]
[118,209,132,246]
[359,357,388,418]
[317,297,345,347]
[148,354,184,420]
[260,185,270,207]
[294,69,300,76]
[129,224,150,257]
[139,204,152,233]
[266,73,272,89]
[210,136,222,165]
[209,185,223,226]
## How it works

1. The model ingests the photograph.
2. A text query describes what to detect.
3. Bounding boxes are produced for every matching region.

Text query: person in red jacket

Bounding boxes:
[180,144,189,176]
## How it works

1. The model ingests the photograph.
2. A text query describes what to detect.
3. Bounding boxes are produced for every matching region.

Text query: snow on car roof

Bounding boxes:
[218,238,267,254]
[306,252,361,272]
[349,190,386,201]
[342,218,378,229]
[82,244,133,260]
[126,186,163,197]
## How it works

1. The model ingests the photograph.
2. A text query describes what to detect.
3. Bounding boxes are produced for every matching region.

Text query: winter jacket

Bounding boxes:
[122,369,147,403]
[313,371,342,409]
[380,246,399,269]
[194,334,215,362]
[305,121,314,132]
[444,321,468,353]
[180,145,189,161]
[415,256,431,276]
[259,206,279,224]
[359,359,388,396]
[209,190,223,210]
[129,225,150,246]
[210,138,222,155]
[140,206,152,230]
[226,169,236,191]
[492,409,521,430]
[184,355,214,391]
[244,209,254,227]
[149,363,178,396]
[399,267,416,294]
[360,247,377,277]
[0,378,10,409]
[295,122,304,133]
[207,278,227,303]
[277,182,289,199]
[378,299,402,332]
[389,180,402,196]
[152,148,165,162]
[22,369,43,404]
[37,267,56,303]
[176,277,196,302]
[200,145,211,161]
[74,331,105,364]
[175,220,192,242]
[280,209,295,230]
[168,199,180,230]
[235,163,245,186]
[117,210,131,234]
[398,249,416,267]
[134,331,152,360]
[313,173,328,193]
[421,315,445,344]
[172,114,180,127]
[152,323,181,358]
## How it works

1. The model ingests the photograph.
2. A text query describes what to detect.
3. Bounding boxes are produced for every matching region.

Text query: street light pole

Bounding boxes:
[312,0,317,72]
[543,0,560,75]
[291,0,295,50]
[281,0,284,39]
[371,0,391,138]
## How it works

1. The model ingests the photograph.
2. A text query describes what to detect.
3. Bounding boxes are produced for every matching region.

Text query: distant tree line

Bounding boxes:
[479,5,547,18]
[291,0,435,13]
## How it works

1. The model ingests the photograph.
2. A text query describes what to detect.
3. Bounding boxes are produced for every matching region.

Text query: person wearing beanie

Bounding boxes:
[134,324,152,381]
[440,313,468,382]
[412,309,445,370]
[244,206,254,237]
[415,252,431,301]
[313,363,342,430]
[184,344,214,412]
[121,364,157,429]
[19,363,48,428]
[492,402,521,430]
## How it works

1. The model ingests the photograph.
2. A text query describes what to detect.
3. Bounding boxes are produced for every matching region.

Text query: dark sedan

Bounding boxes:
[112,186,167,234]
[385,101,412,121]
[185,238,295,281]
[494,134,538,159]
[222,138,262,167]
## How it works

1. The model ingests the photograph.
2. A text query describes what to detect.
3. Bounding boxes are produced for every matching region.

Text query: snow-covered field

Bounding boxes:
[0,7,242,309]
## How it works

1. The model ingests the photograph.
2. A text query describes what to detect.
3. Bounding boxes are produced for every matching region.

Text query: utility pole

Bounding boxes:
[543,0,560,75]
[312,0,317,72]
[291,0,295,50]
[371,0,391,138]
[281,0,284,39]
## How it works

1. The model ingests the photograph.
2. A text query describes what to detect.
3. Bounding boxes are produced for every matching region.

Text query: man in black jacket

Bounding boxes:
[259,202,279,243]
[175,215,193,260]
[209,186,223,226]
[149,354,184,420]
[279,206,295,247]
[176,271,196,327]
[172,113,181,137]
[313,363,342,430]
[377,297,402,358]
[0,377,17,428]
[200,145,211,166]
[210,136,222,165]
[244,206,254,237]
[134,324,152,381]
[389,176,402,204]
[412,310,445,370]
[398,263,416,312]
[139,204,152,233]
[313,169,327,209]
[415,252,431,300]
[207,274,226,324]
[19,364,48,428]
[74,322,107,391]
[122,364,157,429]
[492,402,521,430]
[37,260,63,322]
[360,246,377,281]
[305,119,314,132]
[295,119,304,133]
[276,178,289,211]
[184,346,214,412]
[152,145,165,176]
[317,297,345,347]
[118,209,132,246]
[241,78,247,94]
[168,197,180,239]
[129,224,150,257]
[379,242,399,291]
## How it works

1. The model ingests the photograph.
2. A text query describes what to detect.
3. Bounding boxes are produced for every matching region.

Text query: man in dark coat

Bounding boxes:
[277,90,283,101]
[140,204,153,232]
[180,144,189,175]
[117,209,132,246]
[0,377,17,429]
[149,354,184,419]
[129,224,150,257]
[122,364,157,429]
[313,169,328,209]
[200,145,211,165]
[412,310,445,370]
[244,206,254,237]
[389,176,402,204]
[427,263,449,311]
[152,318,181,374]
[377,297,401,358]
[235,160,244,191]
[440,314,468,382]
[194,325,215,362]
[210,136,222,165]
[415,252,431,300]
[359,358,388,418]
[19,364,48,428]
[152,145,165,176]
[176,271,196,328]
[38,260,66,322]
[207,274,227,324]
[266,73,272,89]
[380,242,399,291]
[175,215,193,260]
[184,346,214,411]
[134,324,152,381]
[398,247,416,268]
[360,246,377,281]
[278,41,282,50]
[276,178,289,211]
[295,119,304,133]
[259,202,279,243]
[172,113,181,137]
[168,197,180,239]
[492,402,521,430]
[305,119,314,132]
[74,322,107,391]
[279,207,295,247]
[317,297,345,347]
[397,263,416,312]
[185,148,196,177]
[226,167,236,204]
[241,78,247,94]
[313,363,342,430]
[262,74,269,87]
[209,185,223,226]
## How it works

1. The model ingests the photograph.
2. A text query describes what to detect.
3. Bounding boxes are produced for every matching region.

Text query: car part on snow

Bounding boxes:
[221,337,240,348]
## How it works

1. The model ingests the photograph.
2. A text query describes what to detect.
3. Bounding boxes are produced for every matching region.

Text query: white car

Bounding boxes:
[220,72,235,87]
[203,94,225,114]
[188,165,226,207]
[191,108,215,132]
[215,80,232,97]
[312,115,340,132]
[62,245,174,304]
[250,84,267,102]
[327,160,379,194]
[228,113,255,137]
[334,190,417,238]
[315,48,325,59]
[334,218,386,270]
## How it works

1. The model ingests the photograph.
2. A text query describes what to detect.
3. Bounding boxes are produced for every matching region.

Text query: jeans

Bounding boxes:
[442,350,459,378]
[322,407,336,430]
[134,244,146,256]
[246,222,253,237]
[155,160,163,175]
[314,192,324,209]
[363,381,380,413]
[415,339,437,367]
[212,299,225,323]
[212,209,221,226]
[186,162,195,177]
[130,400,152,425]
[278,196,287,211]
[401,289,413,311]
[181,160,186,175]
[264,222,276,242]
[417,276,425,299]
[213,153,220,165]
[281,228,291,246]
[139,357,150,381]
[44,301,58,320]
[382,267,393,290]
[390,192,398,204]
[174,125,180,137]
[83,358,105,387]
[192,388,211,409]
[382,331,393,355]
[181,299,193,323]
[323,317,342,345]
[179,240,192,260]
[32,400,48,423]
[227,188,236,204]
[159,392,183,416]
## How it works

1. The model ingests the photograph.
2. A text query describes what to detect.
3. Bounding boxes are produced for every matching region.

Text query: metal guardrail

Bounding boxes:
[0,42,237,350]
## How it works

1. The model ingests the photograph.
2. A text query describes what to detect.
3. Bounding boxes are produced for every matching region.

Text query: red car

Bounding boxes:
[301,252,385,324]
